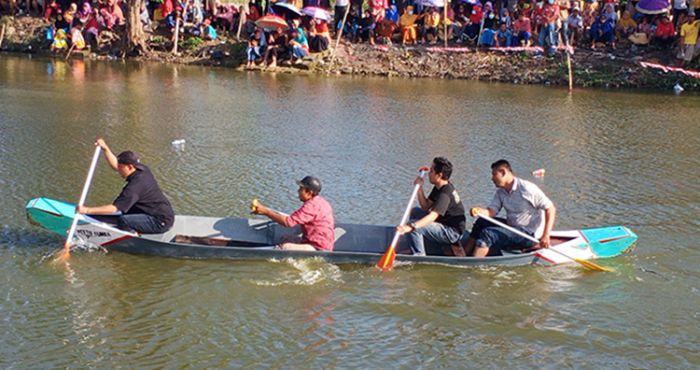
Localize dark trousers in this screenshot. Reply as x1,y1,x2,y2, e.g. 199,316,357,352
469,217,537,256
335,5,347,31
118,214,171,234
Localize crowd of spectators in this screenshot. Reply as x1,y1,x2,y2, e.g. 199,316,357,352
1,0,698,66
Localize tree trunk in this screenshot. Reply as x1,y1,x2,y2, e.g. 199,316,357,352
127,0,149,55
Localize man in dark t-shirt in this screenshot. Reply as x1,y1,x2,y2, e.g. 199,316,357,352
397,157,466,256
76,138,174,234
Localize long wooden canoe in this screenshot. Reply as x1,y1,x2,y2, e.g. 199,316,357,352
26,197,637,267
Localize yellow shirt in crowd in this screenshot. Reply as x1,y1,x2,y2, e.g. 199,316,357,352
680,20,700,45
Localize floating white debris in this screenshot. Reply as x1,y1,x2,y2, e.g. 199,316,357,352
673,83,684,94
532,168,546,177
171,139,186,145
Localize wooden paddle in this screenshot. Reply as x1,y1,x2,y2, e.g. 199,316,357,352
477,214,613,272
377,166,429,271
55,146,102,262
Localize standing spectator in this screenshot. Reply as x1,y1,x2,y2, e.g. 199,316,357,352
677,16,700,64
539,0,559,55
672,0,688,27
334,0,349,34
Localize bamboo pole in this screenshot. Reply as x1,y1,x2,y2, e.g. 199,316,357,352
443,0,448,47
0,24,5,50
564,36,573,92
328,4,350,70
236,5,247,40
172,3,188,53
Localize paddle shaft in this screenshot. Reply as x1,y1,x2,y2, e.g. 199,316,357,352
387,169,428,250
478,214,587,263
64,146,102,249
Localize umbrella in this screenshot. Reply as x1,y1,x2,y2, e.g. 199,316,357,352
416,0,445,7
301,6,331,21
255,15,290,30
635,0,670,14
272,2,303,18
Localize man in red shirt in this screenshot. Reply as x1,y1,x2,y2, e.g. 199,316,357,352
252,176,336,251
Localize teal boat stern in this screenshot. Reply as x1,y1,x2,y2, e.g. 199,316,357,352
26,197,77,237
582,226,638,258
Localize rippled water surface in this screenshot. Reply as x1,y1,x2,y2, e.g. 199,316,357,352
1,55,700,368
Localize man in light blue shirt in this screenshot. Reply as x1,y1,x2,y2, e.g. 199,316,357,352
463,159,557,257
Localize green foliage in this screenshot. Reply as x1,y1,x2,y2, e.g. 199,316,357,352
178,36,204,51
151,35,166,44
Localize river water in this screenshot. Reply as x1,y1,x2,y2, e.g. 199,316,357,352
1,55,699,368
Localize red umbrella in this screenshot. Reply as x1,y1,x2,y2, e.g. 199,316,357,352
255,15,289,30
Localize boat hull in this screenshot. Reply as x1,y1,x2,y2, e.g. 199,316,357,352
26,197,638,268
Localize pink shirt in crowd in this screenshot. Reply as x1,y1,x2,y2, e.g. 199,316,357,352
286,195,335,251
513,17,532,33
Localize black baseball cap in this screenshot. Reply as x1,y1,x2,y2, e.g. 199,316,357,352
296,176,322,194
117,151,140,165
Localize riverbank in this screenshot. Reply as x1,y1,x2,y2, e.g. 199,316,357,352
2,15,699,91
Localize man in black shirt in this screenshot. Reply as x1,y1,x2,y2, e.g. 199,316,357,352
76,138,175,234
397,157,466,256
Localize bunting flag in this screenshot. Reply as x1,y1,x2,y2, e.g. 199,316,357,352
639,61,700,79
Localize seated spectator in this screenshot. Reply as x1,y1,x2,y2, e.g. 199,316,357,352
203,18,217,40
495,21,513,46
357,8,376,44
677,16,700,65
262,28,287,68
566,7,583,45
84,8,100,50
399,5,420,45
463,2,482,43
77,2,91,24
64,2,77,26
69,22,85,50
376,18,397,44
452,4,469,41
590,13,615,49
616,10,637,40
512,11,532,46
51,28,69,52
246,28,266,68
289,24,310,63
309,18,331,52
653,15,676,48
479,3,498,46
421,6,440,44
100,0,125,30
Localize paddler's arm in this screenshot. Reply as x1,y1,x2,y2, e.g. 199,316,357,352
95,138,119,171
76,204,119,214
540,205,556,248
415,176,433,210
252,202,289,227
396,211,439,235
